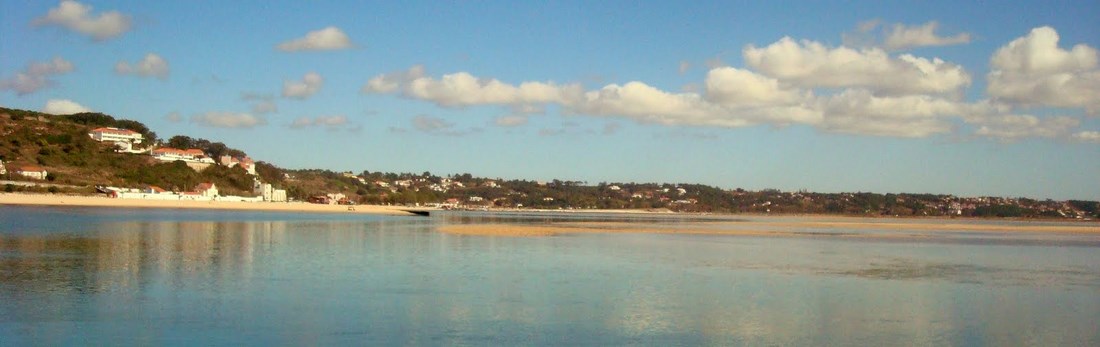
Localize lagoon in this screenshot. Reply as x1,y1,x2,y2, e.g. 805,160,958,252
1,206,1098,345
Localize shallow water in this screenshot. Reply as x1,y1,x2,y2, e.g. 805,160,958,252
1,206,1098,345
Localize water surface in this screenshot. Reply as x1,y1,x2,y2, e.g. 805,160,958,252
1,206,1098,345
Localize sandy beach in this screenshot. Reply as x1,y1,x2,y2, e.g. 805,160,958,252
0,193,427,216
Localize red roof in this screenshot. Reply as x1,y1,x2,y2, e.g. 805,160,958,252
194,182,216,191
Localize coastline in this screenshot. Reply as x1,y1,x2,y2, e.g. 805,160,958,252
0,193,426,216
437,218,1100,237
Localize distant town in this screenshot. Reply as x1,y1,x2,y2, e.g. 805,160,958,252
1,107,1097,220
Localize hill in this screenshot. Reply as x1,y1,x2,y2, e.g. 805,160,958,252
0,107,1096,219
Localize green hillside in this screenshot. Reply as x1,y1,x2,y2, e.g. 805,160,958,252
0,107,258,196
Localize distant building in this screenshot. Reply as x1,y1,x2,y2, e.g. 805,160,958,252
257,183,287,202
88,127,144,152
193,182,218,197
218,155,257,175
0,160,6,175
142,185,168,194
13,165,47,180
153,148,214,163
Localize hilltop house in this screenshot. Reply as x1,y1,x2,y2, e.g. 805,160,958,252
218,155,257,175
152,148,215,163
88,127,144,153
13,165,48,180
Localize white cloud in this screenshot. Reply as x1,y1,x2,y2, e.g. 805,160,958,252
743,37,971,95
241,93,277,114
290,115,349,130
363,66,584,109
818,89,963,137
283,72,323,99
114,53,169,80
987,27,1100,113
165,112,182,122
42,99,91,115
413,115,453,132
970,114,1079,141
883,21,971,50
703,67,807,107
495,115,528,127
190,112,266,129
573,82,730,125
0,57,74,95
1071,131,1100,143
33,0,131,41
404,72,582,108
362,65,426,93
277,26,353,51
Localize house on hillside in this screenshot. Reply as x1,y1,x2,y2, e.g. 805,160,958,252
88,127,144,153
152,148,215,163
13,165,48,180
193,182,218,197
0,160,6,175
218,155,257,175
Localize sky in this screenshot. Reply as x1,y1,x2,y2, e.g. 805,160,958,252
1,1,1098,200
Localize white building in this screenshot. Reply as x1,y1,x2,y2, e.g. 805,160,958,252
88,127,144,152
218,155,257,175
14,165,47,180
258,183,287,202
0,160,6,175
152,148,215,163
193,182,218,197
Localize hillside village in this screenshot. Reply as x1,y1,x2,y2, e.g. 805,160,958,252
1,107,1097,219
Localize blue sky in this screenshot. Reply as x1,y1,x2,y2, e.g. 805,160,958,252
2,0,1098,200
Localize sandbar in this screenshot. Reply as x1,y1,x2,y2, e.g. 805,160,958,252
438,219,1100,237
0,193,426,216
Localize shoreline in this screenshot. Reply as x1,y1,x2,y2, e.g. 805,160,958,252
0,193,426,216
438,220,1100,237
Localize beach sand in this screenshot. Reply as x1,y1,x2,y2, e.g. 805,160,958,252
0,193,427,216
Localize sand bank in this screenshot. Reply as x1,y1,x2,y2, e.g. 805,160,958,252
0,193,426,216
438,219,1100,237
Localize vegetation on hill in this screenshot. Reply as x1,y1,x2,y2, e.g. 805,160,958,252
0,106,1096,219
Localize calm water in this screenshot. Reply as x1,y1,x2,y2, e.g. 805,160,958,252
1,206,1098,346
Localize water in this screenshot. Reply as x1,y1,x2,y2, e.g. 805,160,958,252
1,206,1098,345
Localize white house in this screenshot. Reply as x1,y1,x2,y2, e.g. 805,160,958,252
152,148,215,163
193,182,218,197
0,160,6,175
218,155,257,175
88,127,144,152
14,165,48,180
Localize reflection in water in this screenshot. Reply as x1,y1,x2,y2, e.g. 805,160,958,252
0,206,1098,345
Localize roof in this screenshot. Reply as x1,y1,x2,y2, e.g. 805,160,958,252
90,127,141,136
194,182,216,191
